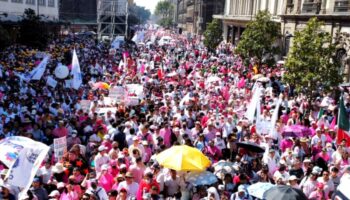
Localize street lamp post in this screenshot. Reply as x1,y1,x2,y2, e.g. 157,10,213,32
37,0,39,16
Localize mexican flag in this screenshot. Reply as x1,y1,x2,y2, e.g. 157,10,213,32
337,95,350,146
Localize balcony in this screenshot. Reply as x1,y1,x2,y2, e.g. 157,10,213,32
186,17,193,23
334,0,350,12
302,2,320,13
186,0,194,6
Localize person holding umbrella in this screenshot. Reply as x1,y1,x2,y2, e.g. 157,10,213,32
230,185,252,200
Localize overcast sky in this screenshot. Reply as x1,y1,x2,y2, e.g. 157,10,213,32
134,0,161,14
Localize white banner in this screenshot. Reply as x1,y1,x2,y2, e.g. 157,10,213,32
96,108,117,115
80,100,91,112
46,76,57,88
3,137,49,199
53,136,67,162
109,86,126,102
269,98,282,139
126,84,144,99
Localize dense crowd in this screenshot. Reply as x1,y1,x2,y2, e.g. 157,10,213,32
0,28,349,200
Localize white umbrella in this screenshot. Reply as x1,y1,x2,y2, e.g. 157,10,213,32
335,178,350,199
248,182,275,199
186,171,218,186
257,77,270,83
206,76,221,83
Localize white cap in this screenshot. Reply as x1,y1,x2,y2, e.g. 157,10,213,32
49,190,60,197
289,175,298,181
98,146,106,151
57,182,65,189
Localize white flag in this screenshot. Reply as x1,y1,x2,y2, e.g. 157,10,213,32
269,98,282,139
71,49,82,90
245,87,262,122
2,137,49,199
30,55,50,80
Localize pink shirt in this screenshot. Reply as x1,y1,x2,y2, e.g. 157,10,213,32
53,127,68,138
159,128,171,147
129,164,145,183
280,139,293,152
99,173,114,192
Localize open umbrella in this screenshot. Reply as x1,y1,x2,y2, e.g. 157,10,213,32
236,142,265,153
248,182,275,199
155,145,211,171
282,125,311,137
186,171,218,186
252,74,264,80
93,82,110,90
263,185,307,200
213,160,236,175
257,77,270,83
334,178,350,200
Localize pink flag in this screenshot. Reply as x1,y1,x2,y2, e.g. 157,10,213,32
222,86,230,101
140,64,145,74
237,77,245,88
329,116,336,130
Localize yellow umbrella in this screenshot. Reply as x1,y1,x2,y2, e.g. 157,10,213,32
155,145,211,171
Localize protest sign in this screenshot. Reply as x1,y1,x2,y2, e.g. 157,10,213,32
126,84,144,99
46,76,58,88
53,136,67,162
80,100,91,112
109,86,126,102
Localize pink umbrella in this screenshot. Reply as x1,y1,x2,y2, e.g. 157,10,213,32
282,125,311,137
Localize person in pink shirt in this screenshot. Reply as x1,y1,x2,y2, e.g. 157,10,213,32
52,120,68,138
159,123,172,147
98,164,115,192
129,157,146,183
204,140,222,163
280,137,294,153
101,135,112,152
308,182,325,200
315,148,330,163
142,141,152,163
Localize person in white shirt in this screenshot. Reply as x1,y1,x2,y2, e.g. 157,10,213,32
222,116,235,138
263,149,279,176
94,146,110,173
164,169,185,198
86,179,108,200
214,132,226,151
117,172,139,198
317,170,334,198
311,128,327,147
37,162,53,184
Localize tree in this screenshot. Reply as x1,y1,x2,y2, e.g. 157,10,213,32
283,17,342,98
235,11,280,62
203,19,223,51
19,8,49,49
154,0,174,27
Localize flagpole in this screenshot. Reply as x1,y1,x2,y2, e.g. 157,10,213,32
337,91,343,145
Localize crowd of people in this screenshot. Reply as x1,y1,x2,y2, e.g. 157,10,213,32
0,27,349,200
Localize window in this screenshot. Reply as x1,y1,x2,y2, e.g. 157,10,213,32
48,0,54,7
26,0,35,5
11,0,23,3
38,0,45,6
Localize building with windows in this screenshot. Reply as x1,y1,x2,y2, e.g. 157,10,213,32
280,0,350,80
177,0,224,35
0,0,59,20
214,0,283,44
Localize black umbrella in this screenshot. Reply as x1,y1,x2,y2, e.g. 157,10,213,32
236,142,265,153
264,185,307,200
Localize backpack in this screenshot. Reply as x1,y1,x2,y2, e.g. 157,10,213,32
92,188,102,200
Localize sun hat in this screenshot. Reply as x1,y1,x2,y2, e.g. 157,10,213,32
52,163,66,174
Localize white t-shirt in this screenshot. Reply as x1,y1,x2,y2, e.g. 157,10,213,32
117,181,139,198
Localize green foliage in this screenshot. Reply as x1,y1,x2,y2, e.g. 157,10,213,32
155,0,174,27
203,19,223,51
235,10,280,61
283,17,342,97
19,8,49,49
0,25,11,49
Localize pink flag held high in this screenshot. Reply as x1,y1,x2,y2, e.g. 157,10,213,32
237,77,245,88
